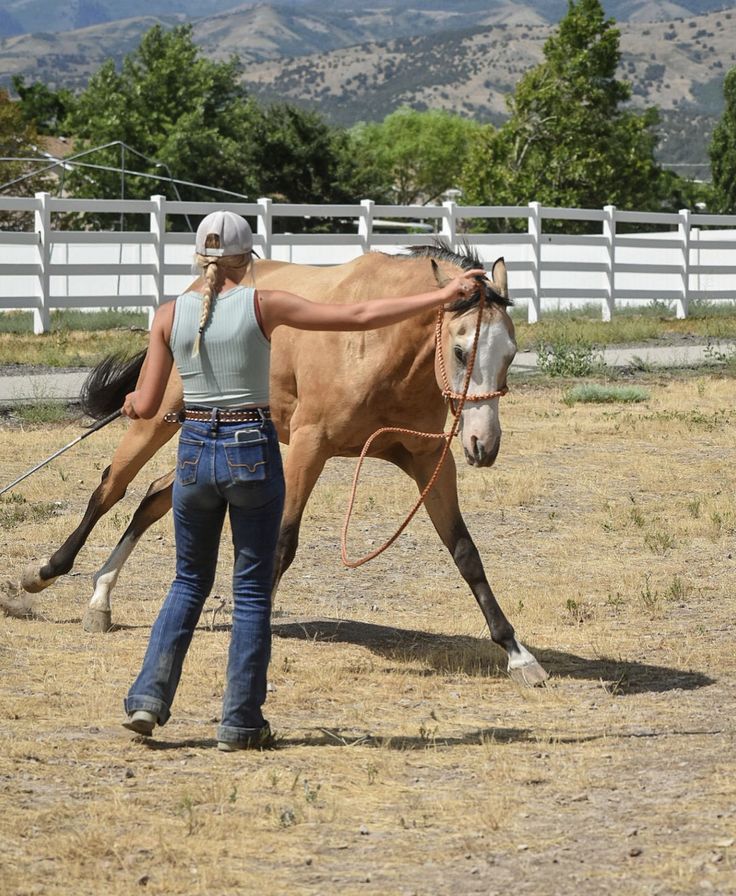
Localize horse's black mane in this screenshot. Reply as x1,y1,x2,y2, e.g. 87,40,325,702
405,239,513,313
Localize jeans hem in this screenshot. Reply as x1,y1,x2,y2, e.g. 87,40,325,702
124,695,170,725
217,721,271,746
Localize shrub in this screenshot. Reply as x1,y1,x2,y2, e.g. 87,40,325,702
535,340,602,377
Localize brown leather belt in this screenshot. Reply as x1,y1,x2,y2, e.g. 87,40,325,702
163,407,271,424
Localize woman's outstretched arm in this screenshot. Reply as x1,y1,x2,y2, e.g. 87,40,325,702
259,269,486,338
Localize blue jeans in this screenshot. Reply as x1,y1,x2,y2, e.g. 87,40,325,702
124,415,285,745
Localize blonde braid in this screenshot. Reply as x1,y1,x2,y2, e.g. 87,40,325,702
190,249,252,357
191,257,219,357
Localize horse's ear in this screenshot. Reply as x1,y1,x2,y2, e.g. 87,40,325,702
491,257,508,299
430,258,445,287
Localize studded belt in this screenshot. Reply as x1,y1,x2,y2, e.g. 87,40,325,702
163,407,271,424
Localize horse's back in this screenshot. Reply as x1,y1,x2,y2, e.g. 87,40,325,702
255,254,446,452
255,252,446,302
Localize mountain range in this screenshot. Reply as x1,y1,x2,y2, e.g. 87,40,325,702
0,1,731,37
1,0,734,175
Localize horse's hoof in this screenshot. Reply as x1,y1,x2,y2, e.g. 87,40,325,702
82,608,112,633
21,562,56,594
509,660,549,688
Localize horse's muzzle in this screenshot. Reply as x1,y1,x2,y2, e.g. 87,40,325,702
464,433,501,467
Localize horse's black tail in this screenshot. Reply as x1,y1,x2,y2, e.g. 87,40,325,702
80,350,147,420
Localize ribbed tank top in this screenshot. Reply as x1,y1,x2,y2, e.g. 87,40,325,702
169,286,271,408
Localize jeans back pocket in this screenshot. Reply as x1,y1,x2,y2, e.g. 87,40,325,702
223,431,268,484
177,437,204,486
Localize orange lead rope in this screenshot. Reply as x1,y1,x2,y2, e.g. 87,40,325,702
340,289,508,569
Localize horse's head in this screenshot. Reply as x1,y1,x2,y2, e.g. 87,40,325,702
430,253,516,468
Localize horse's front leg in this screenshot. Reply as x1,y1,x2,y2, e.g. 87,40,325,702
273,427,328,597
84,470,174,632
407,446,548,686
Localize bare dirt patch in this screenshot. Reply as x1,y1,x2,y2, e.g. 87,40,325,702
1,376,735,895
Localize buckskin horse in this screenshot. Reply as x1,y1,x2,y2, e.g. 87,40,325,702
20,244,548,686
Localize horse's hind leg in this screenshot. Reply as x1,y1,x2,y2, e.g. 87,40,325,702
21,418,178,598
83,470,174,632
402,446,548,686
21,463,121,594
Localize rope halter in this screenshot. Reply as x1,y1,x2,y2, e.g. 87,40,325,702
341,279,509,568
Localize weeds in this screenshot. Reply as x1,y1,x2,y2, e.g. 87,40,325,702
666,575,689,602
638,574,661,614
563,384,650,405
0,309,148,334
12,401,74,425
513,303,736,352
603,669,631,696
605,590,625,612
565,597,593,624
0,328,147,368
687,497,702,519
0,494,63,529
703,339,736,365
628,355,656,372
638,408,734,433
303,780,321,804
536,340,602,377
644,529,675,554
279,807,297,828
177,795,202,837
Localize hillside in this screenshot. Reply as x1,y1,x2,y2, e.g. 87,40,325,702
1,2,734,175
235,9,735,175
0,0,729,37
234,9,735,118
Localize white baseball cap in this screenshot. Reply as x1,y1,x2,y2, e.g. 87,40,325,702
195,211,253,257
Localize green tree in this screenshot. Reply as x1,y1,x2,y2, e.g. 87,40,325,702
11,75,76,135
248,103,388,231
710,67,736,213
0,88,55,226
65,24,261,216
350,106,482,205
460,0,668,225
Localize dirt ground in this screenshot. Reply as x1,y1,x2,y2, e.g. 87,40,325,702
0,373,735,896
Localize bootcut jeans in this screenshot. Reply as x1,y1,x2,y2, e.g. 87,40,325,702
124,413,285,746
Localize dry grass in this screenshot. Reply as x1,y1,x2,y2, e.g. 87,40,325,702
1,376,735,895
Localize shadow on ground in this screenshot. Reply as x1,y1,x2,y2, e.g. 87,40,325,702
271,617,714,694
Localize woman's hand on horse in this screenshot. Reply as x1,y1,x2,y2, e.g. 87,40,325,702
441,269,487,303
122,391,140,420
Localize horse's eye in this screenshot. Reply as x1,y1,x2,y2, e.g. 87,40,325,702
454,345,466,365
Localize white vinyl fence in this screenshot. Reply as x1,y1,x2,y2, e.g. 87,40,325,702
1,193,735,333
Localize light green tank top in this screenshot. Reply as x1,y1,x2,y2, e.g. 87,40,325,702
170,286,271,408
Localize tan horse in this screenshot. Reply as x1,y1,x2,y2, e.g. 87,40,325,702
21,245,548,686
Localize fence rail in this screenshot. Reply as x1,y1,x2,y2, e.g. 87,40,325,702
1,193,734,332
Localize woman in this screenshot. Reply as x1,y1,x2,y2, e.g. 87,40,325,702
121,210,484,750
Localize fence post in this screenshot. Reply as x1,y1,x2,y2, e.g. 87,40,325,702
441,200,457,249
527,201,541,323
33,191,51,334
677,208,691,319
691,225,700,297
359,199,374,253
603,204,616,322
257,197,272,259
149,194,166,329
